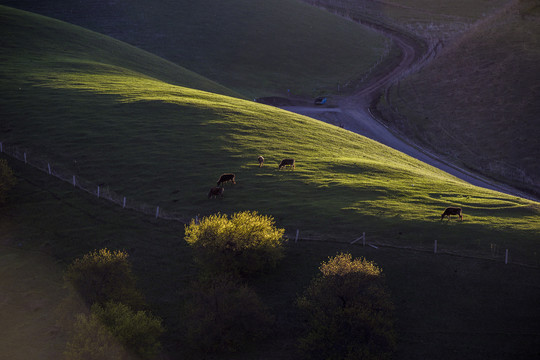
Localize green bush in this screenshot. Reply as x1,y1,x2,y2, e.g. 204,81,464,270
297,253,396,360
184,211,286,275
92,302,164,359
64,312,130,360
0,158,17,204
64,302,163,360
183,275,273,353
65,248,144,309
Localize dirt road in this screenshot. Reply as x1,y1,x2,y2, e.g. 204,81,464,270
280,18,537,201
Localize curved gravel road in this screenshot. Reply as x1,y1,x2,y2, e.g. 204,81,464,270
281,19,537,202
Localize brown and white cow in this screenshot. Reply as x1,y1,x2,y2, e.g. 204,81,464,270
278,158,295,170
217,173,236,186
441,207,463,220
208,187,224,199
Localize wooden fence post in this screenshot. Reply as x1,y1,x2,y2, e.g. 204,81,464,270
434,240,438,254
97,186,100,198
47,163,51,175
0,142,3,153
350,232,366,245
123,197,126,208
505,249,509,264
295,229,299,243
24,152,27,164
72,175,76,186
155,206,160,219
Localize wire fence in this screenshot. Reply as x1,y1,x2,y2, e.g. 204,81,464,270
290,228,539,269
2,140,538,269
0,141,190,223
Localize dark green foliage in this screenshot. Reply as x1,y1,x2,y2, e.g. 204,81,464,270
64,302,164,360
63,312,130,360
0,158,17,204
297,253,396,360
92,302,164,359
64,248,144,309
183,275,273,353
184,211,286,276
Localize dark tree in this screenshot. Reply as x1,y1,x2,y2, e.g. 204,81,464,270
183,275,273,353
65,248,144,309
297,253,396,360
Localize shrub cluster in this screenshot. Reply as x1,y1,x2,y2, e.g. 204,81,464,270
63,311,129,360
64,248,163,359
64,302,163,360
64,248,144,309
184,211,286,276
297,253,396,360
93,302,164,358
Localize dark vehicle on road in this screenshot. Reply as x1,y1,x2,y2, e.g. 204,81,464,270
314,96,327,105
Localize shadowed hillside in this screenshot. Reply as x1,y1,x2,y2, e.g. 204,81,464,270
303,0,509,45
0,0,390,98
0,6,243,96
376,0,540,197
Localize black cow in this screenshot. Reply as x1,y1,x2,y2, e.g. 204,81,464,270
208,187,224,199
441,207,463,220
217,173,236,186
278,158,295,170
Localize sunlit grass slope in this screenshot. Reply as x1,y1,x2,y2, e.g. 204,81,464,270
1,6,539,262
1,0,389,98
0,6,241,98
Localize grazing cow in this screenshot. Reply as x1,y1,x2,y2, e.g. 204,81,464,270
217,173,236,186
278,158,295,170
258,156,264,167
441,207,463,221
208,187,224,199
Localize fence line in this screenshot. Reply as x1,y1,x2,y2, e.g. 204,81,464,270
287,229,537,268
0,140,190,223
2,140,537,268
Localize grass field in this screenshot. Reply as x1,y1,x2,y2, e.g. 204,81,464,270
0,0,390,98
1,4,540,359
1,5,539,263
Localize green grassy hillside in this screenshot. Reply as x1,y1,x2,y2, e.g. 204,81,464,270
0,0,390,98
376,0,540,197
1,5,539,265
0,6,241,98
